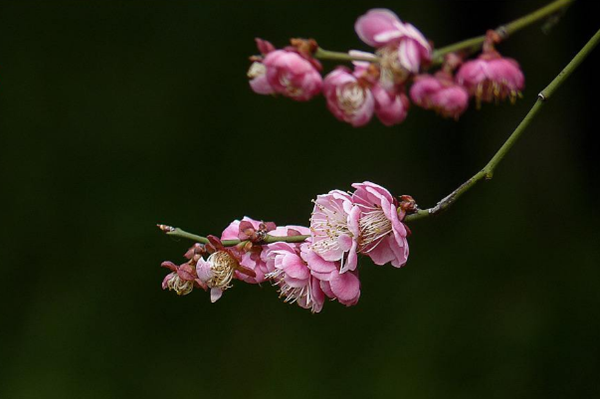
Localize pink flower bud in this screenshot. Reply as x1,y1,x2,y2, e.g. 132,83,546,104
456,54,524,105
410,73,469,119
323,67,374,127
371,84,410,126
263,50,323,101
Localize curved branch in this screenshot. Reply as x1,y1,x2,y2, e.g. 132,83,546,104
405,27,600,223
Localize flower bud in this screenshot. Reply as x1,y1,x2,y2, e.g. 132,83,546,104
456,53,524,105
262,50,322,101
410,72,469,119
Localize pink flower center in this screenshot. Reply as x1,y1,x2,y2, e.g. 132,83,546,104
310,200,353,255
279,74,303,98
377,46,410,87
337,83,367,115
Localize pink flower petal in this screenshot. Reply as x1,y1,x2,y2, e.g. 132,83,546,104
210,288,223,303
355,9,402,47
282,254,310,280
196,258,213,282
330,271,361,305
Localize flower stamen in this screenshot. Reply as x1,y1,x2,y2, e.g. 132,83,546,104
358,207,393,252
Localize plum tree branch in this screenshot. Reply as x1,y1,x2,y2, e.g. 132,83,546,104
404,27,600,222
159,24,599,242
432,0,575,64
314,0,575,66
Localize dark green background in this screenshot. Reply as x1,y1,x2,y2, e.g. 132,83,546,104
1,1,599,398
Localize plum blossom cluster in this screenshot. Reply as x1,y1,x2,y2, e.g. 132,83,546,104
247,8,525,127
160,182,416,313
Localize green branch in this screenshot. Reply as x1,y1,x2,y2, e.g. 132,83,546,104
404,27,600,222
157,224,310,247
314,0,574,67
432,0,575,63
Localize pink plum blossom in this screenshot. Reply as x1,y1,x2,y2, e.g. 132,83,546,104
262,49,323,101
302,245,361,307
310,182,411,271
455,53,524,105
351,181,409,268
222,217,309,284
355,9,431,85
196,251,242,303
371,84,410,126
263,242,325,313
410,72,469,119
323,66,375,127
309,190,361,273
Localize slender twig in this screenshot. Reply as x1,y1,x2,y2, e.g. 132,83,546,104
314,0,574,66
432,0,575,63
404,28,600,222
157,224,310,247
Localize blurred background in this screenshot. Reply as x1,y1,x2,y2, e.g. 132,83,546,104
1,1,599,397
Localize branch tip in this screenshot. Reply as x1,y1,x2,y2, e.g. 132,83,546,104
157,224,176,233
